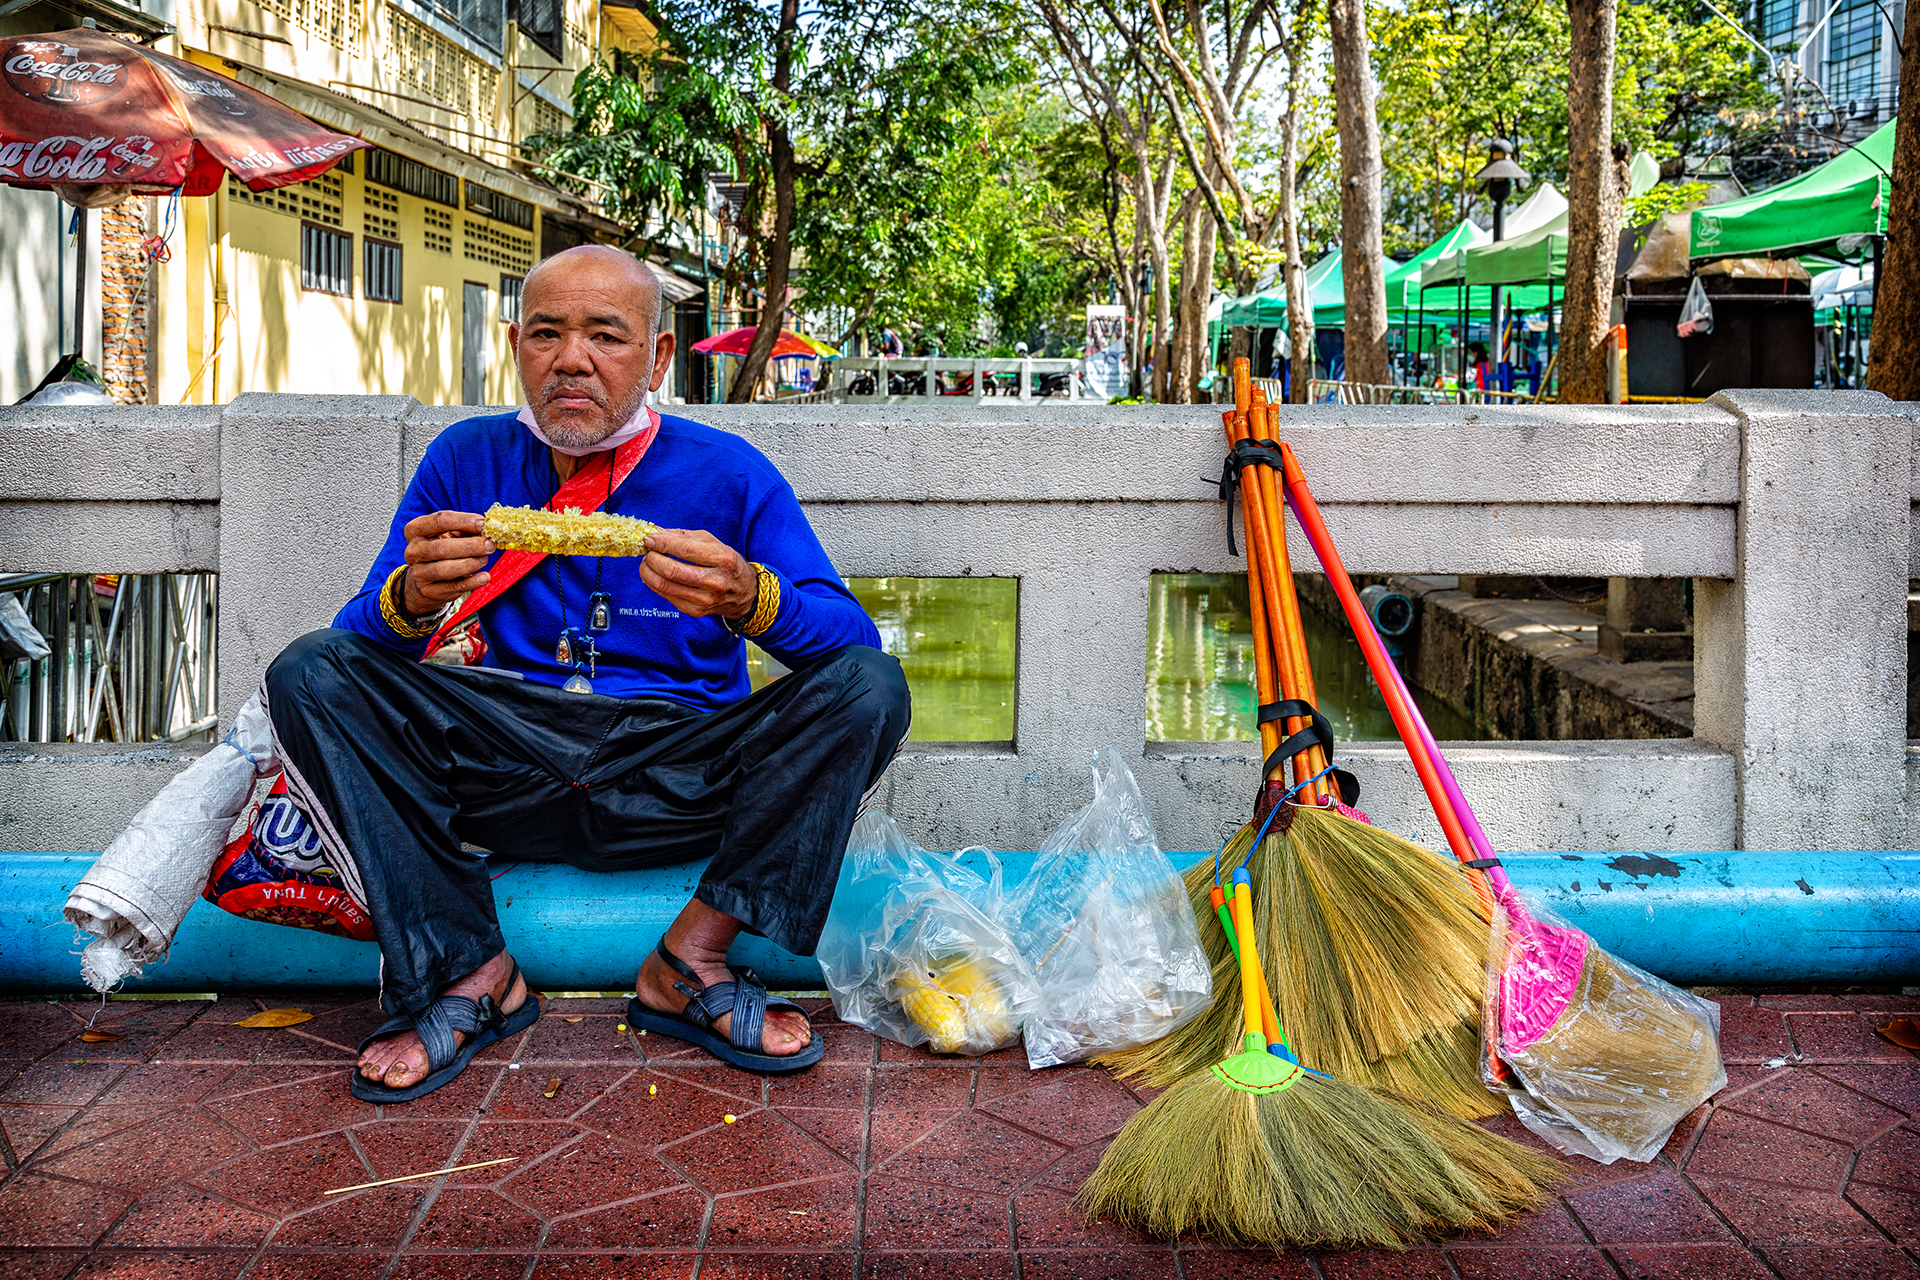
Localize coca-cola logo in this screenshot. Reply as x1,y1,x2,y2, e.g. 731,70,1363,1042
0,134,115,181
3,44,126,106
159,62,253,118
0,133,169,182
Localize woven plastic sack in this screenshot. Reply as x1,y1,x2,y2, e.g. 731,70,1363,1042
817,810,1043,1056
1006,749,1211,1069
1481,888,1725,1163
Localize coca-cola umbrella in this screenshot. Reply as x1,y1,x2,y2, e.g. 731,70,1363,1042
0,29,368,201
0,28,368,395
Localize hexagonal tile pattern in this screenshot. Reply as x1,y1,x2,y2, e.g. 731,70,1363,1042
36,1109,252,1195
11,983,1915,1280
658,1109,846,1194
0,1174,134,1247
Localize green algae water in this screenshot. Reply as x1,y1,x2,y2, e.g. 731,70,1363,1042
1145,573,1479,742
748,576,1019,741
751,573,1475,743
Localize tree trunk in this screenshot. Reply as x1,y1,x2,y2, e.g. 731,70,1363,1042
1172,190,1207,403
1868,0,1920,399
1188,208,1218,400
1281,10,1312,403
1556,0,1621,404
1328,0,1388,386
726,0,798,404
1143,154,1175,402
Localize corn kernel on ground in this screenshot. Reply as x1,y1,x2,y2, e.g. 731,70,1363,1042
482,503,659,557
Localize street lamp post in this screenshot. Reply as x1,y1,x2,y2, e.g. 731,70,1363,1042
1472,138,1530,393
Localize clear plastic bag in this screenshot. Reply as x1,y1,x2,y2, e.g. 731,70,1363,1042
1676,275,1714,337
1482,888,1725,1163
1007,749,1212,1069
817,810,1043,1056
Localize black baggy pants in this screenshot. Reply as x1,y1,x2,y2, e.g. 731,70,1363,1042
262,629,911,1018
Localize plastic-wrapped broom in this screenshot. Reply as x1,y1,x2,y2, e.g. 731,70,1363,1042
1080,864,1558,1246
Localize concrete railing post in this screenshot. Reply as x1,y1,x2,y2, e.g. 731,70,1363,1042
216,393,417,720
1692,389,1912,849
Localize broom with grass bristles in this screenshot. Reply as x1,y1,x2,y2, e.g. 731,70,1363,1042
1080,857,1559,1246
1276,441,1726,1162
1098,366,1499,1119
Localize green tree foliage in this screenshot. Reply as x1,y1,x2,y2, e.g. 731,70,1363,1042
528,50,750,242
1369,0,1773,255
531,0,1027,357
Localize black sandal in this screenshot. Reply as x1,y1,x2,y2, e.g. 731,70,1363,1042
627,940,824,1074
350,958,541,1102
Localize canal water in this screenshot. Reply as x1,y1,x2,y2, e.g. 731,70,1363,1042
754,574,1478,744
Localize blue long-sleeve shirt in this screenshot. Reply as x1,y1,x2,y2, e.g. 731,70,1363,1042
335,410,881,710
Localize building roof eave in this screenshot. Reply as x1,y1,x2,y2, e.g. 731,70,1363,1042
0,0,172,37
215,56,581,215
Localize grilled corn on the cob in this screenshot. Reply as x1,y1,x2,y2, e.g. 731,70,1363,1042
482,503,659,557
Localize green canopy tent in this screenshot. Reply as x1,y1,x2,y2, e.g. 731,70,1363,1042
1690,121,1894,260
1386,220,1486,312
1217,251,1347,327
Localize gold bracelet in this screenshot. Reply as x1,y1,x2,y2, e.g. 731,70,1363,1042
738,563,781,638
379,565,440,639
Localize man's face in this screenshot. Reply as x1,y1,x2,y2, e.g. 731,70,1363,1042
509,251,675,449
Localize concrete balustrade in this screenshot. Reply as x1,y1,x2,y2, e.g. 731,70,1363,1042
2,390,1916,989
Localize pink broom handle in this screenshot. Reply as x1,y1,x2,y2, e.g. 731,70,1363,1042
1361,594,1524,899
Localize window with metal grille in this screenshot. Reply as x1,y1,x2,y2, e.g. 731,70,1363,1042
515,0,562,59
466,181,535,229
1825,0,1880,102
1757,0,1798,46
301,223,352,295
366,146,459,207
500,273,524,322
366,238,403,302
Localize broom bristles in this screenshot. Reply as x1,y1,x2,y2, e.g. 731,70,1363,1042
1099,807,1498,1117
1079,1063,1560,1247
1506,947,1726,1157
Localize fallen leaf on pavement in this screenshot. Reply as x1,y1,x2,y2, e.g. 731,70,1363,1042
544,1076,563,1099
235,1009,312,1029
78,1030,124,1043
564,1016,584,1023
1876,1018,1920,1050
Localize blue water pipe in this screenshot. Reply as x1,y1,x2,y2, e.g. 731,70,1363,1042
1,850,1914,993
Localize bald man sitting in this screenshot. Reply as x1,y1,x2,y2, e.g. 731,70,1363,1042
263,246,909,1102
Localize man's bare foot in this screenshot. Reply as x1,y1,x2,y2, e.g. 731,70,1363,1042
358,950,528,1090
633,901,811,1056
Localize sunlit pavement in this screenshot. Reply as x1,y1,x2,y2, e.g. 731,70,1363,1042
0,990,1914,1279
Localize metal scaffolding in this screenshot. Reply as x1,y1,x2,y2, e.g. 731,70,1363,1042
0,573,219,744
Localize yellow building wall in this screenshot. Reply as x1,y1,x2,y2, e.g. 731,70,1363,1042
144,0,660,405
216,160,530,404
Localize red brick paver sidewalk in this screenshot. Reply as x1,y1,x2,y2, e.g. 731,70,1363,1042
0,991,1915,1279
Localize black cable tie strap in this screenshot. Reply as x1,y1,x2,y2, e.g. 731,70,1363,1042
1215,439,1287,555
1257,698,1362,808
1464,858,1504,870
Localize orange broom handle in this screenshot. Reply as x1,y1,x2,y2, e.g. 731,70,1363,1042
1253,402,1330,802
1229,408,1319,792
1223,413,1285,773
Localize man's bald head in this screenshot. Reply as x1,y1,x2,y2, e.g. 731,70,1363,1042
509,245,675,450
522,245,663,337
